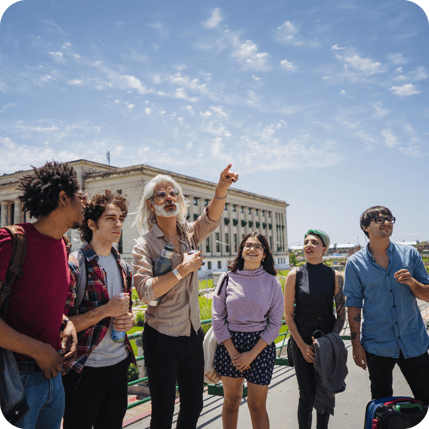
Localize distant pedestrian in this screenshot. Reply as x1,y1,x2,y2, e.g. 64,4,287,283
344,206,429,403
63,190,135,429
0,161,81,429
212,233,283,429
132,165,238,429
284,229,346,428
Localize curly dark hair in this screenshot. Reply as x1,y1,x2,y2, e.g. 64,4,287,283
228,232,277,276
360,206,393,238
18,161,80,219
80,190,128,243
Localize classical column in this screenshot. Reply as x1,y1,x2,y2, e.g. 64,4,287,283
1,201,8,227
14,200,23,224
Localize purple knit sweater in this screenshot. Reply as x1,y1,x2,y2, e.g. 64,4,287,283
212,266,284,345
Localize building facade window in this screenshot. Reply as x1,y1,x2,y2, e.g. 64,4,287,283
208,261,212,270
193,197,198,206
248,208,252,215
241,206,244,213
216,233,220,252
206,237,210,253
262,210,266,216
218,261,222,269
10,203,14,225
224,203,228,211
117,189,122,194
204,199,209,207
255,209,259,215
234,233,238,252
233,205,236,212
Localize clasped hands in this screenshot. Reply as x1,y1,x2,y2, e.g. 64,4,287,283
230,350,255,372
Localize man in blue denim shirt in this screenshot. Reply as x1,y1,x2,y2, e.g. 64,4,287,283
344,206,429,403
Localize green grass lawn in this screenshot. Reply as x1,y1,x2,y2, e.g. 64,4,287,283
127,326,143,356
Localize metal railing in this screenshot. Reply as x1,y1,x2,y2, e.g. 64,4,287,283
125,318,352,409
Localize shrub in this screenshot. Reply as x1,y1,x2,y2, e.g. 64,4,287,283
135,311,145,327
132,288,139,302
128,363,139,382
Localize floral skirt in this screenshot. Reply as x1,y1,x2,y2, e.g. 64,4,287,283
214,330,276,386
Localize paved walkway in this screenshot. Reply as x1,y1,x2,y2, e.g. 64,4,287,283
126,339,429,429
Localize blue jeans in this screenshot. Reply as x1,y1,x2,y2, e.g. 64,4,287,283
15,370,65,429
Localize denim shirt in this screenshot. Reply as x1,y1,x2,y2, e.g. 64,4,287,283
344,242,429,359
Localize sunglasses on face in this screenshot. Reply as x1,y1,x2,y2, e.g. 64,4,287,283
72,193,88,201
151,189,180,201
373,216,396,225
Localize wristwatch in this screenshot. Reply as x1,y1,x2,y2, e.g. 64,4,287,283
173,268,183,281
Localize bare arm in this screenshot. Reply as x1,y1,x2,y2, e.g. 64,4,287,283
0,317,62,379
332,273,346,335
395,269,429,302
69,293,130,333
348,306,367,370
283,270,315,363
206,164,238,221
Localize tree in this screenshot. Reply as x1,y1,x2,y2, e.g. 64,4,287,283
289,252,298,267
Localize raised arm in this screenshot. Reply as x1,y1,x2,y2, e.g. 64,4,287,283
332,272,346,335
206,164,238,222
284,270,315,364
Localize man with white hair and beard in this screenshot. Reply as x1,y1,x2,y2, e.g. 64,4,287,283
132,165,238,429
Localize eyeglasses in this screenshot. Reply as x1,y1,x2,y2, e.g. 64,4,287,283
244,243,264,251
151,189,179,201
373,216,396,225
72,193,87,201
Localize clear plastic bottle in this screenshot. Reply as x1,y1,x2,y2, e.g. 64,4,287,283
111,292,126,343
149,243,175,306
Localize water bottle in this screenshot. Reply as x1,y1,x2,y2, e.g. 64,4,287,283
111,292,126,343
149,243,175,306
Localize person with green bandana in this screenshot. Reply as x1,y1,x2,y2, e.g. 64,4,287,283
284,229,346,429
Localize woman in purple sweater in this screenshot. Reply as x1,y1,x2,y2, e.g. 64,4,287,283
212,232,284,429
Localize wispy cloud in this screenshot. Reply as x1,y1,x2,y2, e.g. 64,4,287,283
382,129,399,147
335,53,383,75
390,83,420,96
387,53,406,64
227,31,270,71
280,59,295,70
203,8,223,29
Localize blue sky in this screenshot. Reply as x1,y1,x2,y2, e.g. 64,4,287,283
0,0,428,248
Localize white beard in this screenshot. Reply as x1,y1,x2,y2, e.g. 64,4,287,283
154,202,180,218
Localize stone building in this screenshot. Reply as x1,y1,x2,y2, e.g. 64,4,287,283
0,159,289,272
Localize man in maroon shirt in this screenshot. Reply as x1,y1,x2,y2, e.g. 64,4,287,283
0,161,83,429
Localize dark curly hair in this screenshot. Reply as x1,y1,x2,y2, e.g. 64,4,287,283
18,161,80,219
228,232,277,276
80,190,128,243
360,206,393,238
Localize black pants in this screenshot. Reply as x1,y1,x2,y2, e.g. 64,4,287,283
143,323,204,429
62,355,130,429
366,350,429,405
291,316,334,429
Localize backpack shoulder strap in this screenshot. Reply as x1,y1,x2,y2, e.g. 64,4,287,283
216,272,229,296
62,235,72,256
0,225,27,312
69,249,88,315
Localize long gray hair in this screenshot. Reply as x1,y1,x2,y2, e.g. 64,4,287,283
132,174,189,236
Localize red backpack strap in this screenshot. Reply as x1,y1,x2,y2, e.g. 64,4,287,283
0,225,27,312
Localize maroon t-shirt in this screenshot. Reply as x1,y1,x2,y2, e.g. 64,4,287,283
0,223,72,361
